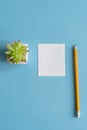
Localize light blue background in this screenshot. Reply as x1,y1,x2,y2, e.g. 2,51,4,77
0,0,86,130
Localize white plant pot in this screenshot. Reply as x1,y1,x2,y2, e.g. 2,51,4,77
7,44,28,64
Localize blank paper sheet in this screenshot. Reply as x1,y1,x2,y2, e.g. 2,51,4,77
38,44,65,76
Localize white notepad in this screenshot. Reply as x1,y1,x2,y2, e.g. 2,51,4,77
38,44,65,76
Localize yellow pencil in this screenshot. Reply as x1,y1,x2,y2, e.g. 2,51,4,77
74,45,80,118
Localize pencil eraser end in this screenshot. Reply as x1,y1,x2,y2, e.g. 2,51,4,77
74,45,77,49
76,112,80,118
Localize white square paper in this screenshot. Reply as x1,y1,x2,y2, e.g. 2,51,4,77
38,44,65,76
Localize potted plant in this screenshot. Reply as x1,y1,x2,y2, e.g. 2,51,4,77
5,40,28,64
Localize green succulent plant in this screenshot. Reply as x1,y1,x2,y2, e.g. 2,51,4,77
5,40,28,64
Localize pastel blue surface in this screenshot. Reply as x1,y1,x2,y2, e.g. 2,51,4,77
0,0,86,129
